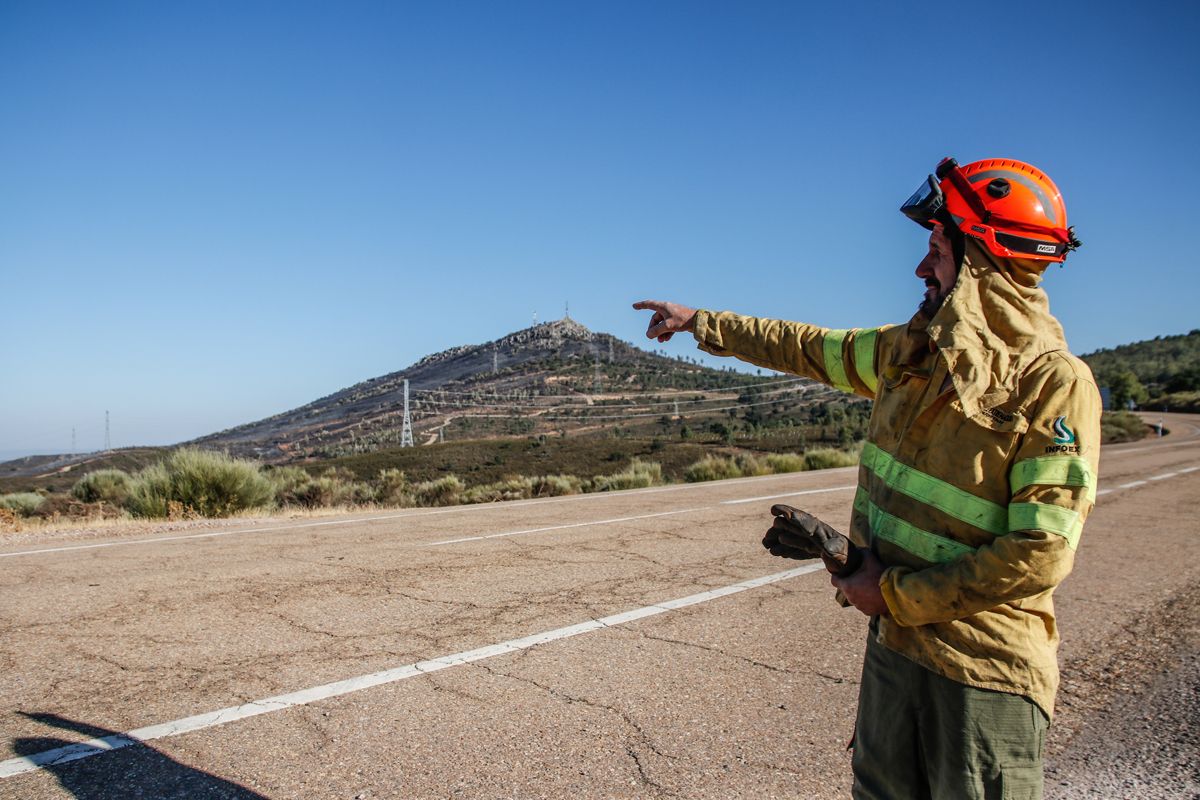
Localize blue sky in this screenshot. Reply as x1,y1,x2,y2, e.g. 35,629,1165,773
2,1,1197,457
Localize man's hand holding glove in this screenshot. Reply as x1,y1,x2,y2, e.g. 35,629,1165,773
763,504,863,576
763,504,890,617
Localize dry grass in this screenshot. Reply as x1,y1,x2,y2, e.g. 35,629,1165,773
0,501,403,546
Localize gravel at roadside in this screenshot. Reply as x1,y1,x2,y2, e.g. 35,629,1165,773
1046,581,1200,799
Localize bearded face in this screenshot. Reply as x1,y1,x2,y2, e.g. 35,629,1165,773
916,226,959,316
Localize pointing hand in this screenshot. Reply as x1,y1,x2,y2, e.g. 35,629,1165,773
632,300,697,343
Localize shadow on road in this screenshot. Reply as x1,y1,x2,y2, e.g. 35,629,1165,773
13,712,268,799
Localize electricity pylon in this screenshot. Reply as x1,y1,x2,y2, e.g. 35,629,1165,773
400,380,414,447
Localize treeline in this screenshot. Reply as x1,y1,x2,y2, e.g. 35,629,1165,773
1081,330,1200,411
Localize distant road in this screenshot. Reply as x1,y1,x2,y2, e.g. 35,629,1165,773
1,414,1198,799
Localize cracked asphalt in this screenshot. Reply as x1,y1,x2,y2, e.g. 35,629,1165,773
1,413,1198,799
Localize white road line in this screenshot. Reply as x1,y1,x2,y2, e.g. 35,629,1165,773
0,515,431,559
1107,439,1200,455
425,508,710,546
0,563,826,780
0,471,830,560
1092,464,1197,498
720,485,856,505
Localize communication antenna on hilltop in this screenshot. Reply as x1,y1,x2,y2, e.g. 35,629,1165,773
533,311,538,326
400,380,414,447
564,300,569,320
104,411,111,451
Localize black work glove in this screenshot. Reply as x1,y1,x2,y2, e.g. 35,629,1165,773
763,504,863,578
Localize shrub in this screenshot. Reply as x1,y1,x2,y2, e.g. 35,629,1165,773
1100,411,1150,444
684,455,743,483
126,448,275,518
0,492,46,516
1151,391,1200,414
300,476,372,507
803,447,860,470
72,469,135,506
126,462,173,518
375,468,412,506
267,466,376,509
266,466,313,500
464,476,534,504
590,459,662,492
734,453,769,477
529,474,584,497
765,453,807,474
411,475,465,507
29,494,126,521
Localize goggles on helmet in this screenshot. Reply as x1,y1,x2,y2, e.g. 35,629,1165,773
900,174,946,229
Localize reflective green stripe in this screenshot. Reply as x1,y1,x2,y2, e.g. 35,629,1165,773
854,488,975,564
852,328,880,394
1010,456,1096,503
823,329,853,392
1008,502,1084,549
860,442,1008,535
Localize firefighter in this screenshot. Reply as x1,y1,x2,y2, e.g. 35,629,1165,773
634,157,1099,800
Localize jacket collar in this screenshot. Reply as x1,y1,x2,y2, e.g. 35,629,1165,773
898,239,1068,419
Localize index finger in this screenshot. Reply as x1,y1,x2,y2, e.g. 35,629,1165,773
632,300,667,312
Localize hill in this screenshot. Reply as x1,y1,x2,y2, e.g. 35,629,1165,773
190,317,853,463
0,448,168,495
1081,330,1200,411
0,318,869,498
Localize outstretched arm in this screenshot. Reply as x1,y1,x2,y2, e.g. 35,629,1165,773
633,301,890,400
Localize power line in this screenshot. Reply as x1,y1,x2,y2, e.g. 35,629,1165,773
414,381,823,411
438,390,839,422
534,389,839,420
410,375,812,400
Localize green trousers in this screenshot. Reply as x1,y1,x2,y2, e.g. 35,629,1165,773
851,630,1050,800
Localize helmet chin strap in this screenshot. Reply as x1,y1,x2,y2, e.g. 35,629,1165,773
934,208,966,270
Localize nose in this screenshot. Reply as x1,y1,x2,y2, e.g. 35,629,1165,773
915,252,935,279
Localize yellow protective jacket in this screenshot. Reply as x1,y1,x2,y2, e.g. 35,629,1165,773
693,240,1101,717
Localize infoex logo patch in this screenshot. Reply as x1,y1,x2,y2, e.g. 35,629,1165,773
1052,416,1076,445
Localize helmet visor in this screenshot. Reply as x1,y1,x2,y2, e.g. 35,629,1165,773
900,174,944,229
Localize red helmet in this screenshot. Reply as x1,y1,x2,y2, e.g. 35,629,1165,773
901,157,1081,263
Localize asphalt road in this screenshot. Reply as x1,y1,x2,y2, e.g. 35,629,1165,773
1,413,1198,799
